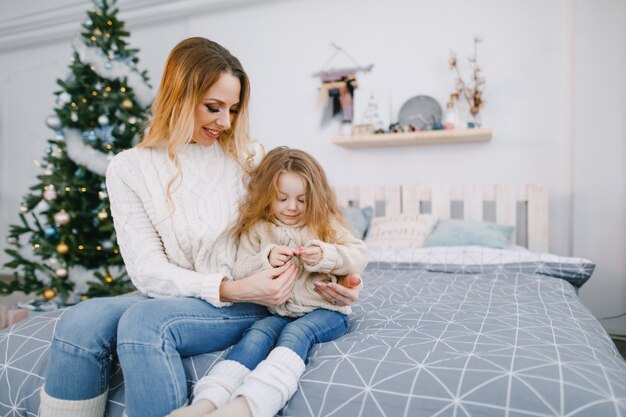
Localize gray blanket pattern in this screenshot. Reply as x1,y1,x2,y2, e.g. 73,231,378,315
1,261,625,417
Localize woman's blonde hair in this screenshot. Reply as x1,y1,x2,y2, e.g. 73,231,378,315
234,147,347,243
138,37,256,210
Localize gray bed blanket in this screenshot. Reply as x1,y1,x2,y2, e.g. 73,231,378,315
2,256,625,417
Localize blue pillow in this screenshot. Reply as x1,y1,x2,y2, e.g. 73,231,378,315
343,206,374,239
423,219,514,249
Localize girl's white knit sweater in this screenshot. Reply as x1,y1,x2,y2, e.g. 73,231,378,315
105,143,244,307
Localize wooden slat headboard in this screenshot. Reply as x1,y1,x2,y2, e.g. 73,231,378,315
334,184,549,252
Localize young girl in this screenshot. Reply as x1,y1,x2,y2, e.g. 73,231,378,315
171,147,368,417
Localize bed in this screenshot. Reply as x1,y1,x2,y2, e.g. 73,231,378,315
2,184,625,417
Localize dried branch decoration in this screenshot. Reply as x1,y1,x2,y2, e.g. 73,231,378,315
449,36,485,116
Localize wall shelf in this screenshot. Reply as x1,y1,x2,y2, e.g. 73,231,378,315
332,127,492,148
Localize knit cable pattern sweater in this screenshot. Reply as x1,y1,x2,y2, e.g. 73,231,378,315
232,220,368,317
105,143,244,307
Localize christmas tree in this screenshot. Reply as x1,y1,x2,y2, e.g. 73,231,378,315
2,0,151,305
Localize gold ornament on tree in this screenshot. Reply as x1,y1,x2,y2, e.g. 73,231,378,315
449,36,485,127
56,242,69,255
43,288,57,300
122,98,133,109
104,274,114,283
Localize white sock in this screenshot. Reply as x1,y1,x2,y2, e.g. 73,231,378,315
39,389,107,417
192,360,250,407
233,347,305,417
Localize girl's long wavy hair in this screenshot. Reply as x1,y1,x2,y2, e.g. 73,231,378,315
234,147,348,243
137,37,257,211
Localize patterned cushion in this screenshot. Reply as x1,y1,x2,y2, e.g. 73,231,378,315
364,214,438,250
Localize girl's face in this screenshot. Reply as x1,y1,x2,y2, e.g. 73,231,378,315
192,72,241,146
272,172,306,226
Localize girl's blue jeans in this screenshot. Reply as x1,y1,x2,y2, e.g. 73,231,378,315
43,295,270,417
226,308,349,369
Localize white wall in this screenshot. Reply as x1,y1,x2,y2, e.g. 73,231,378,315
572,0,626,335
0,0,624,333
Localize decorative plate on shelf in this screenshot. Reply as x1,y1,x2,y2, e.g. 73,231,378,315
397,95,442,130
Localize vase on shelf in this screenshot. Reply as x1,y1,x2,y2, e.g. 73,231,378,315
468,108,482,128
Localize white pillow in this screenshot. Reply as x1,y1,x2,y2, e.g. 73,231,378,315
364,214,438,251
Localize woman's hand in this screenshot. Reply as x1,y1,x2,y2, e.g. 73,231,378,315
313,273,363,307
220,263,298,307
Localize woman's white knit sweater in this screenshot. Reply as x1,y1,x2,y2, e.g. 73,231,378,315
105,143,244,307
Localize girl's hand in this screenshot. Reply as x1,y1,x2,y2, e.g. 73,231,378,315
269,245,296,267
220,263,298,307
300,245,322,266
313,273,362,307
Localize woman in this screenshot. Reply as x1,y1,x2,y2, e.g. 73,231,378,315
39,37,362,417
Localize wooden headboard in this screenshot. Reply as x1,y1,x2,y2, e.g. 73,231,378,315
333,184,549,253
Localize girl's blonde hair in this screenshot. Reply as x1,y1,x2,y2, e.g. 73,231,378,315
138,37,256,210
234,147,348,243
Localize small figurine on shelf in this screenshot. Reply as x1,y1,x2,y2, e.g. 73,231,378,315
449,36,485,128
352,124,375,136
388,123,404,133
432,116,444,130
444,95,458,130
408,124,420,132
359,93,385,132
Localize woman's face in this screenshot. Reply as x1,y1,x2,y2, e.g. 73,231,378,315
192,72,241,146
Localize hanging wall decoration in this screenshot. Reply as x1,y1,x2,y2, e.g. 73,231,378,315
313,43,373,130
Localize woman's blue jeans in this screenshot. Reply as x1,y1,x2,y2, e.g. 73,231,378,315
226,308,349,369
43,295,270,417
